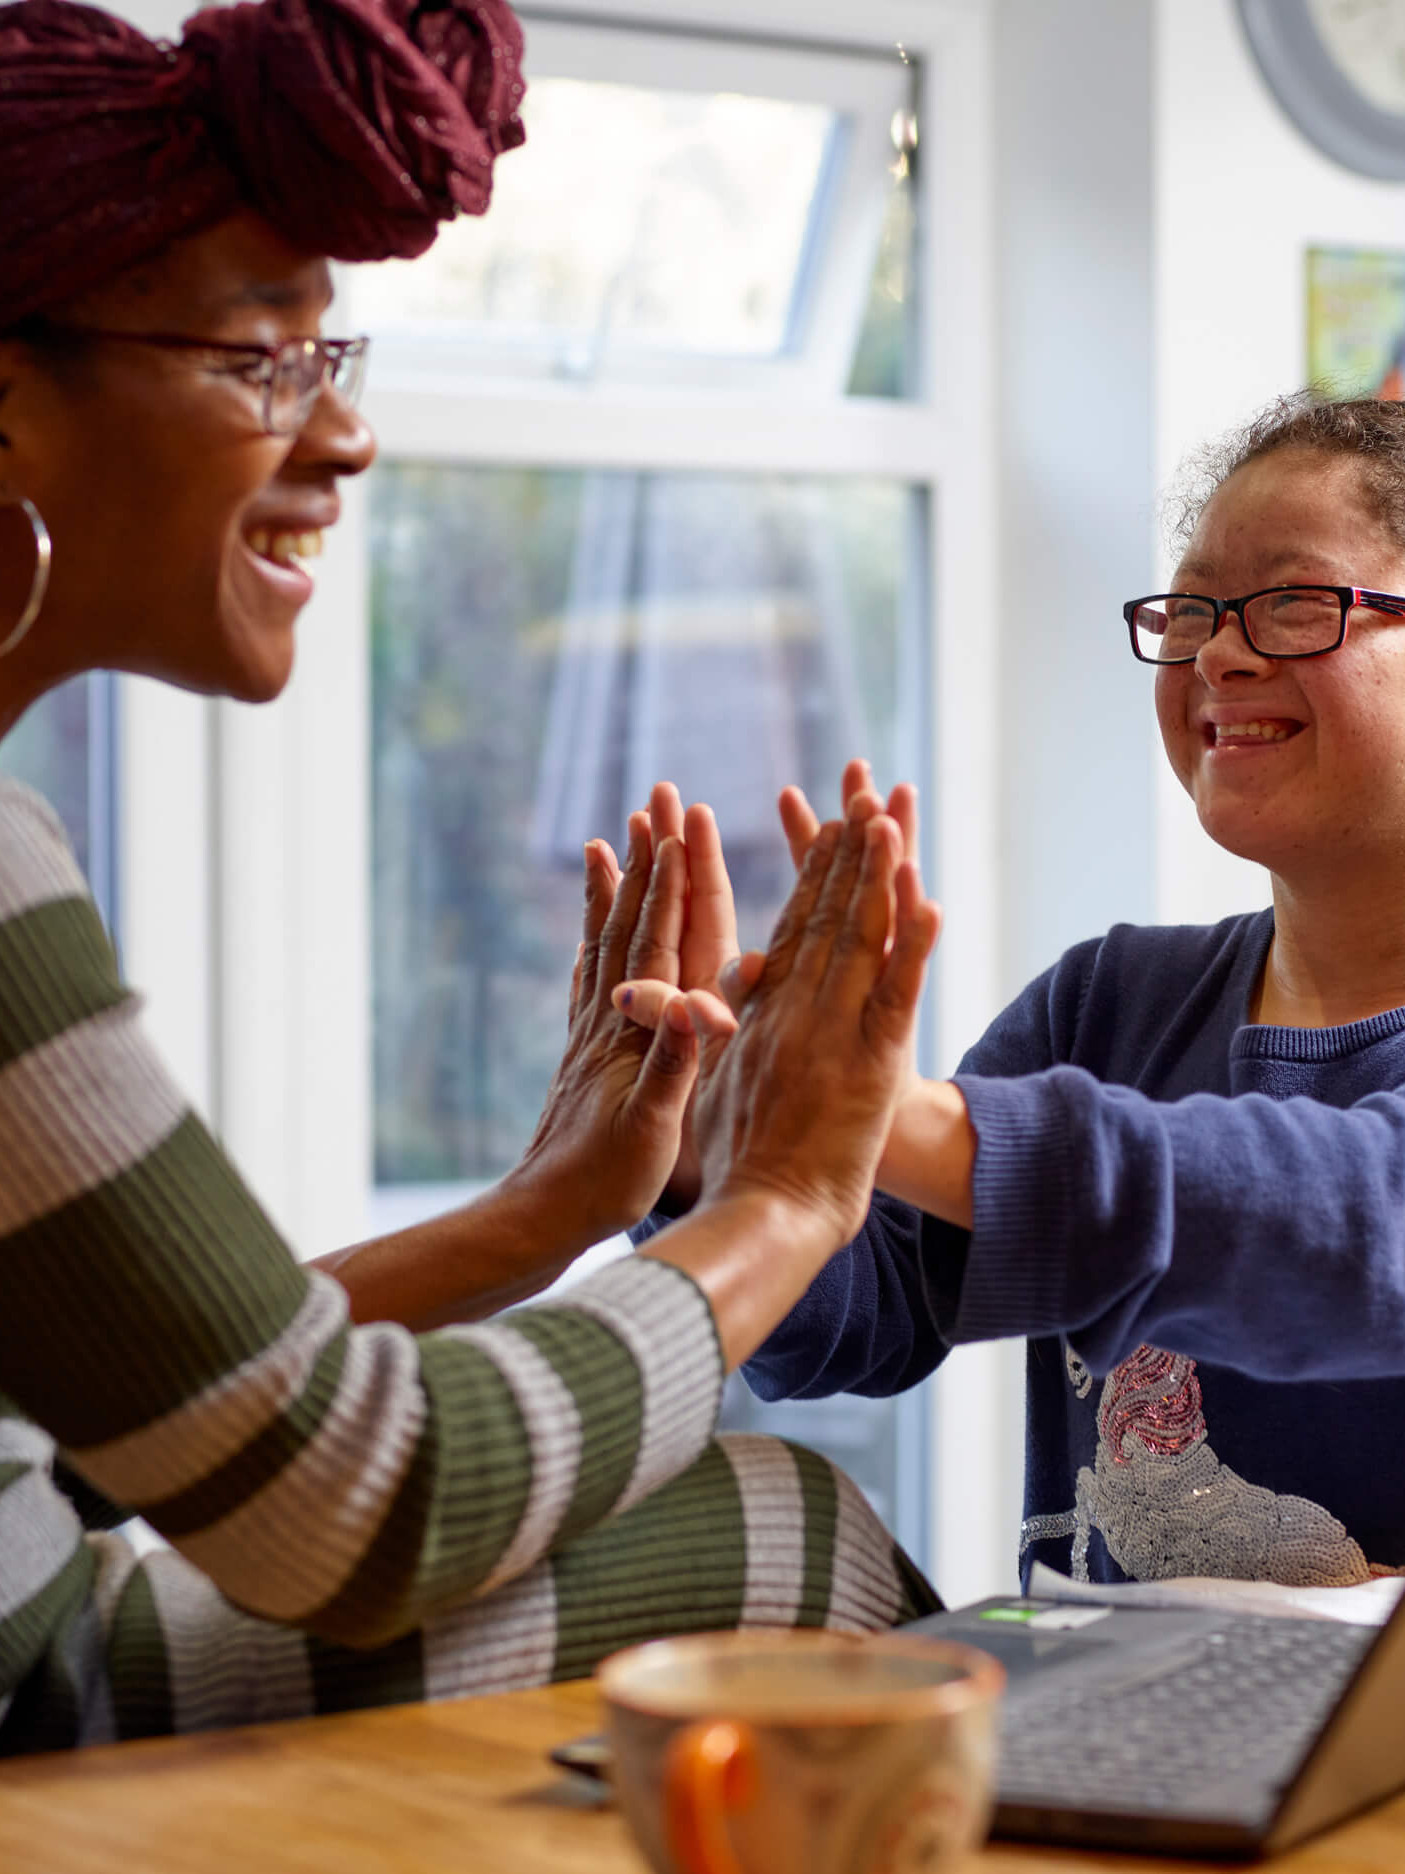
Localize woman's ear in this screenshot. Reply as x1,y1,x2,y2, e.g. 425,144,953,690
0,340,53,491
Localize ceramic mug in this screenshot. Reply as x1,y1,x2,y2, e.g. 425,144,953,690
597,1629,1005,1874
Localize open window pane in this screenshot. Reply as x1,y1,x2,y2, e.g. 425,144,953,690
348,19,918,397
354,79,836,361
370,464,927,1186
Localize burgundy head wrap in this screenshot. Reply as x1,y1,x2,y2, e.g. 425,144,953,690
0,0,525,328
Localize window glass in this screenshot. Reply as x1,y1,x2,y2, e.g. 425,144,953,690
354,79,836,362
847,146,918,399
0,675,116,927
371,464,927,1185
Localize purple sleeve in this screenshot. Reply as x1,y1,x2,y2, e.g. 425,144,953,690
742,1192,964,1400
955,1069,1405,1381
740,947,1094,1401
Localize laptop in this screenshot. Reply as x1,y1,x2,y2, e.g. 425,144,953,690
906,1590,1405,1857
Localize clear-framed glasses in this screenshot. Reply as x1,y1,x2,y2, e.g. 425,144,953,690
32,327,371,436
1124,585,1405,664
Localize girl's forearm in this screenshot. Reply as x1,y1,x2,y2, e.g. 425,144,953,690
878,1079,977,1228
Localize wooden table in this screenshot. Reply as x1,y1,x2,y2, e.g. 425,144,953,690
2,1681,1404,1874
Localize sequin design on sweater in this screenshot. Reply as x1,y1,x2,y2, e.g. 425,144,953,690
1022,1344,1371,1587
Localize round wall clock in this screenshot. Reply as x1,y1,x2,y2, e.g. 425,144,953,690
1236,0,1405,179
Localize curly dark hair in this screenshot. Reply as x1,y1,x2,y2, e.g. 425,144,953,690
1171,393,1405,550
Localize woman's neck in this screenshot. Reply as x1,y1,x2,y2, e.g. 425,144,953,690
1256,869,1405,1027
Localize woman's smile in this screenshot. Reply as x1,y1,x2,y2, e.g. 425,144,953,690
1197,706,1308,753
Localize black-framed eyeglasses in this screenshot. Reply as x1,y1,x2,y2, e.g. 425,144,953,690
36,327,370,437
1124,586,1405,664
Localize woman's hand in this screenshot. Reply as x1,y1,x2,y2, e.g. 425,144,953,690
693,795,936,1236
508,809,704,1254
778,757,920,880
627,782,743,1212
640,794,940,1366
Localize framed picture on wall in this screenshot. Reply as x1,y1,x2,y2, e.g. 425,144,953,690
1306,246,1405,398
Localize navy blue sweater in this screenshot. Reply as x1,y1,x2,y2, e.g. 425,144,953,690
743,910,1405,1588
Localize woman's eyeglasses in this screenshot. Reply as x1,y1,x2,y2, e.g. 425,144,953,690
33,328,370,436
1124,586,1405,664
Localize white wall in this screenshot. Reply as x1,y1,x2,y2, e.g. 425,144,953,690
1153,0,1405,924
996,0,1157,1005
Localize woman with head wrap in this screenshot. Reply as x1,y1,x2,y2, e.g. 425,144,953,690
0,0,940,1753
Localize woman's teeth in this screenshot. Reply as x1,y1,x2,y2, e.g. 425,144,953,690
1214,720,1295,743
248,529,324,568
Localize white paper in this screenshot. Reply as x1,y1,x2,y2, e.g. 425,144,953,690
1026,1561,1405,1628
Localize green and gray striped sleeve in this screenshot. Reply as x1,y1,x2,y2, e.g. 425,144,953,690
0,780,723,1663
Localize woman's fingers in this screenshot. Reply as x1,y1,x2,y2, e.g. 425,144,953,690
593,811,656,997
778,785,821,872
783,766,920,878
756,817,844,996
815,814,904,1002
626,834,687,986
779,795,889,1000
576,839,621,1010
623,992,699,1131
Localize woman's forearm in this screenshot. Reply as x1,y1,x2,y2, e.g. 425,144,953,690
641,1190,847,1371
310,1165,592,1329
877,1078,977,1229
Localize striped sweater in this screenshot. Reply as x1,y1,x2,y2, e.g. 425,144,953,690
0,781,934,1753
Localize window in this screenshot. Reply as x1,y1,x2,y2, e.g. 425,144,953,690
0,674,119,931
212,0,1000,1586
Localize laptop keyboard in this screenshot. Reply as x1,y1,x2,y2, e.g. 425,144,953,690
999,1615,1376,1819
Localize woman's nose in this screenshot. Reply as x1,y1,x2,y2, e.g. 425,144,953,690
1194,608,1272,683
290,381,377,477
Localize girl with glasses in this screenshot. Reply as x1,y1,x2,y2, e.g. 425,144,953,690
629,396,1405,1598
0,0,940,1756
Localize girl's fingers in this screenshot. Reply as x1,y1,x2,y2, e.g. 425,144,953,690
716,949,765,1015
778,786,821,872
649,781,685,847
867,861,942,1044
684,987,741,1084
684,987,740,1040
626,834,687,985
681,802,740,971
886,782,920,864
840,758,873,812
614,949,765,1030
612,976,677,1031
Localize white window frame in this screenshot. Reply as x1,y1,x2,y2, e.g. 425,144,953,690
361,17,914,399
120,0,1007,1601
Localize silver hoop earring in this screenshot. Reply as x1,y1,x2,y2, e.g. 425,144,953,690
0,497,52,658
